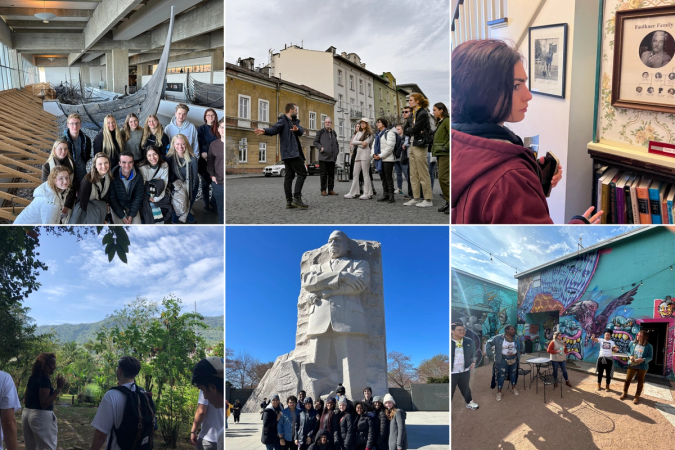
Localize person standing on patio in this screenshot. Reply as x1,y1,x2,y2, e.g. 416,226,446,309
590,331,619,391
487,325,521,401
620,330,653,405
451,323,479,410
547,332,572,389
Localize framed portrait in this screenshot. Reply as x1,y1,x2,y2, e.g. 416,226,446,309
612,5,675,113
528,23,568,98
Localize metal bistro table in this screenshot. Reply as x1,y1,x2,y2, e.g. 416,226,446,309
526,357,551,389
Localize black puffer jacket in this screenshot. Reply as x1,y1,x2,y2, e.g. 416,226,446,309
337,411,354,450
353,413,374,449
374,408,388,450
404,107,431,147
261,403,282,446
308,429,332,450
108,166,144,220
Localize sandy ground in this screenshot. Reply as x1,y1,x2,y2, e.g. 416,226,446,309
451,363,675,449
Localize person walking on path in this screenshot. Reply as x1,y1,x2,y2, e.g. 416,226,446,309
487,325,521,401
255,103,308,209
451,322,479,410
620,330,654,404
22,353,65,450
431,102,449,214
1,369,21,450
590,331,619,391
314,117,340,196
547,331,572,388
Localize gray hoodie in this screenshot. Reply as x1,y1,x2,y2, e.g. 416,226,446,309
164,116,199,158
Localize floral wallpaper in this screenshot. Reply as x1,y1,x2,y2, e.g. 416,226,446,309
598,0,675,147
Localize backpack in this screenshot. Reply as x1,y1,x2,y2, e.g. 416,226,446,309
385,128,403,159
108,384,156,450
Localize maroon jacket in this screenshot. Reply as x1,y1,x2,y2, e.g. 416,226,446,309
451,130,585,224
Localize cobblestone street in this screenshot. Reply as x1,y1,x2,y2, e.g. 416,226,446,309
226,174,449,224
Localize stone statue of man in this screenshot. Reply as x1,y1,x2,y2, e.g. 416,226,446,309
301,230,371,398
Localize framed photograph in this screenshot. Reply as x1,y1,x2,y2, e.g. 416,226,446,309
612,5,675,113
528,23,568,98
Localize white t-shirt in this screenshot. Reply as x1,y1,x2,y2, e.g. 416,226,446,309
198,390,224,443
598,339,616,358
502,340,517,356
0,370,21,450
217,426,224,450
91,382,137,450
452,339,466,374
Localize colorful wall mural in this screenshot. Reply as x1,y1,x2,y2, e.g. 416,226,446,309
516,228,675,379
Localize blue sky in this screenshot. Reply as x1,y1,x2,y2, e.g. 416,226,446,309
226,0,450,107
225,226,450,367
451,226,643,288
25,227,224,326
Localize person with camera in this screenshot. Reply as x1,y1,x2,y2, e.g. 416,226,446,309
403,93,433,208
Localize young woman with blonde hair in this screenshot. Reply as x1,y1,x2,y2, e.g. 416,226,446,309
122,113,144,162
93,115,124,169
69,152,112,224
166,134,199,223
42,138,76,213
141,114,170,153
14,166,72,224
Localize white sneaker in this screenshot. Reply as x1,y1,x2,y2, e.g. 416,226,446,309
466,401,479,410
344,194,354,199
496,393,502,401
416,200,434,207
512,387,519,396
359,195,370,200
404,199,420,206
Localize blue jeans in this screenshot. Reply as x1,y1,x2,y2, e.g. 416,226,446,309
552,360,568,381
212,181,224,224
428,152,437,190
497,357,517,390
394,161,409,191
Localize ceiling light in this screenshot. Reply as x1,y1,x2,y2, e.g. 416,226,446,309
42,20,49,24
34,1,56,21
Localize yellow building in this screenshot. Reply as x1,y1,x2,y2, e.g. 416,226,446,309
225,60,335,174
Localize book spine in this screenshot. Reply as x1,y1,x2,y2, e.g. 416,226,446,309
637,187,652,224
601,182,610,224
610,182,617,224
625,185,633,224
650,189,662,224
669,200,674,225
617,184,625,224
662,199,670,225
631,182,641,224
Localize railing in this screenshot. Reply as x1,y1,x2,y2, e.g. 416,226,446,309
452,0,507,50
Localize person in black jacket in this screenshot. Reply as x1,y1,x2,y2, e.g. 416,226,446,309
313,116,340,196
360,387,374,412
336,397,354,450
314,399,324,418
108,151,144,224
318,397,338,449
261,394,283,450
255,103,309,209
403,93,433,207
372,396,388,450
93,114,124,170
197,108,219,212
261,398,269,420
63,113,92,194
451,322,479,410
352,402,374,450
307,429,331,450
297,397,319,450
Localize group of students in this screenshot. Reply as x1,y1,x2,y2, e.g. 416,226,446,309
258,385,407,450
0,352,225,450
255,93,449,213
14,103,225,225
451,322,654,410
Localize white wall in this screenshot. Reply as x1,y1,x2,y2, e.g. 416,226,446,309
490,0,598,223
271,47,335,96
213,71,223,84
89,66,106,87
43,67,81,86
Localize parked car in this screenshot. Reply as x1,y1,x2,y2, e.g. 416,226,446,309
307,161,321,176
263,161,286,177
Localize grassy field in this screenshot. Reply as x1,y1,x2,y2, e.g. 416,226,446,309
14,398,195,449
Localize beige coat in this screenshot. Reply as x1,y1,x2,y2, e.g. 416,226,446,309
350,131,374,161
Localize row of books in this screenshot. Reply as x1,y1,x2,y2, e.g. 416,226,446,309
596,166,675,224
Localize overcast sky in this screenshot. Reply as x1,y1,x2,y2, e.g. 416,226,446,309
226,0,450,107
452,226,643,289
27,227,224,326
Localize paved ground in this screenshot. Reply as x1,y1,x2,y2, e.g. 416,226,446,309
226,412,449,449
225,174,449,224
451,358,675,449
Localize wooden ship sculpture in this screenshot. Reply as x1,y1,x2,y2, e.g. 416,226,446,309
185,72,223,109
55,5,177,130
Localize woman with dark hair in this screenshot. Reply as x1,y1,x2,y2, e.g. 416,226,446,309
69,152,112,224
298,397,319,450
372,117,397,203
261,394,283,450
22,352,65,450
232,400,242,424
137,145,171,223
314,398,324,417
403,93,433,208
620,330,653,404
487,324,521,402
547,331,572,388
451,39,601,224
432,102,449,214
319,397,338,449
345,119,375,200
352,401,374,450
197,108,220,213
590,330,619,391
349,123,361,181
373,396,389,450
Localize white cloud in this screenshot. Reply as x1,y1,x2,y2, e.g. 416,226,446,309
451,243,480,254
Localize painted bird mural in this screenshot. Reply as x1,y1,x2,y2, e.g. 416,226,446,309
564,286,639,347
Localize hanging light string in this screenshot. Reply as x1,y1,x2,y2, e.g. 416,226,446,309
452,230,519,273
597,264,675,295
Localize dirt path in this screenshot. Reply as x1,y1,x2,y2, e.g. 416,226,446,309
14,402,195,449
452,364,675,449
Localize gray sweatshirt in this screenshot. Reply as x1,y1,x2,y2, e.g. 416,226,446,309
125,128,144,161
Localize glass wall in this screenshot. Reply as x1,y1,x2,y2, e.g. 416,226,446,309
20,56,38,86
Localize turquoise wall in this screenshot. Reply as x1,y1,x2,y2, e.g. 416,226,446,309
517,228,675,378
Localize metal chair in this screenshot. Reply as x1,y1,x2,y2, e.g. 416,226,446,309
518,361,533,390
536,367,563,403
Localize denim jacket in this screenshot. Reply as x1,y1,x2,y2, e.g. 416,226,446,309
487,334,522,364
277,407,299,441
628,342,653,371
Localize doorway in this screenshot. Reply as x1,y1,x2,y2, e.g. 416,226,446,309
641,322,668,375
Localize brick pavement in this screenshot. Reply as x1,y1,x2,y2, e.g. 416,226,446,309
225,174,449,224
